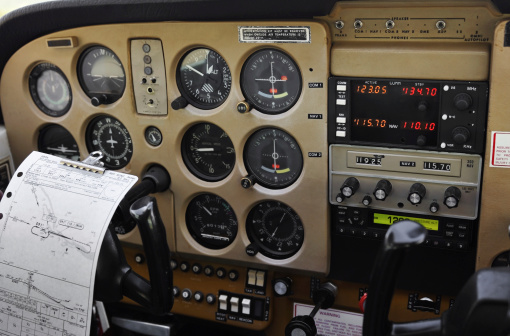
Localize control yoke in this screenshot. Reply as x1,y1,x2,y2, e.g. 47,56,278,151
94,166,173,315
363,220,510,336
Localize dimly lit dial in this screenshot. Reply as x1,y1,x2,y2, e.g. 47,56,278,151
241,49,302,114
186,193,238,249
29,63,72,117
246,200,304,259
86,115,133,169
182,123,235,182
243,128,303,189
177,48,232,109
38,124,80,160
78,46,126,105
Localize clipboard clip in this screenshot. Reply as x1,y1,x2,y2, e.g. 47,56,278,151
59,151,106,174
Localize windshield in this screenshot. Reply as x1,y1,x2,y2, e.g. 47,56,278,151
0,0,53,17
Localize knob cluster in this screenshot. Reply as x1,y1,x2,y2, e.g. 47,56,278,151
335,178,462,212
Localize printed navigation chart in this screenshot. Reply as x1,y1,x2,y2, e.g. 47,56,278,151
0,152,137,336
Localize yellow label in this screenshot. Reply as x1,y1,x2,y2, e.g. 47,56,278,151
373,213,439,231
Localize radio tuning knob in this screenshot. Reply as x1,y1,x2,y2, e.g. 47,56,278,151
373,179,392,201
408,183,426,205
362,195,372,206
452,126,470,144
340,177,360,198
453,93,472,111
444,186,461,208
416,135,427,147
429,202,440,213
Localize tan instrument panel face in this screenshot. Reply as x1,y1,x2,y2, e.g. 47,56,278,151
0,21,331,275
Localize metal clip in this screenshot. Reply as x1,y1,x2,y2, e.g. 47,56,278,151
82,151,105,168
59,151,106,174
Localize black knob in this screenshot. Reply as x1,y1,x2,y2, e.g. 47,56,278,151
246,243,259,257
444,186,461,208
335,193,344,203
273,277,292,296
416,135,427,147
341,177,360,198
171,96,188,110
91,95,107,106
194,291,204,303
429,202,440,213
373,180,392,201
418,101,428,112
180,261,190,272
452,126,470,144
453,93,472,111
241,175,255,189
408,183,426,205
285,316,317,336
206,294,216,305
191,263,202,274
182,289,192,301
237,101,252,113
173,286,180,298
362,195,372,206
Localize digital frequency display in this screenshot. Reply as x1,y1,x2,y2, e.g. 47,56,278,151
373,213,439,231
350,80,441,147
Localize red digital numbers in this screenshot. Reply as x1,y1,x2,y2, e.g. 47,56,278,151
353,118,387,128
356,85,387,94
401,121,436,131
402,86,438,96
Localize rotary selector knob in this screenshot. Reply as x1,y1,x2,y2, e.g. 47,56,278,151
182,289,192,301
416,135,427,147
444,186,461,208
273,277,292,296
340,177,360,198
408,183,426,205
452,126,470,145
362,195,372,206
429,202,440,213
453,93,472,111
373,179,392,201
418,101,428,112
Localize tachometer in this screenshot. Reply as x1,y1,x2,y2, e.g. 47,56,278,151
243,128,303,189
177,48,232,109
182,123,235,182
186,193,238,249
241,48,301,114
38,124,80,161
86,115,133,169
246,200,304,259
78,46,126,106
29,63,72,117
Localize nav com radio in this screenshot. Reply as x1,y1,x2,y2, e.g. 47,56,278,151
328,77,488,154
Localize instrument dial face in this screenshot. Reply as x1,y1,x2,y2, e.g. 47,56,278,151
246,200,304,259
244,128,303,189
186,193,238,249
38,124,80,161
86,115,133,169
177,48,232,109
182,123,235,182
241,48,302,114
78,46,126,104
29,63,72,117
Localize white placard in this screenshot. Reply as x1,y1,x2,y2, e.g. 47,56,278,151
293,303,363,336
0,152,137,336
490,131,510,167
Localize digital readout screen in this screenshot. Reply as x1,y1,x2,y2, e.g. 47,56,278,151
350,80,440,146
373,213,439,231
